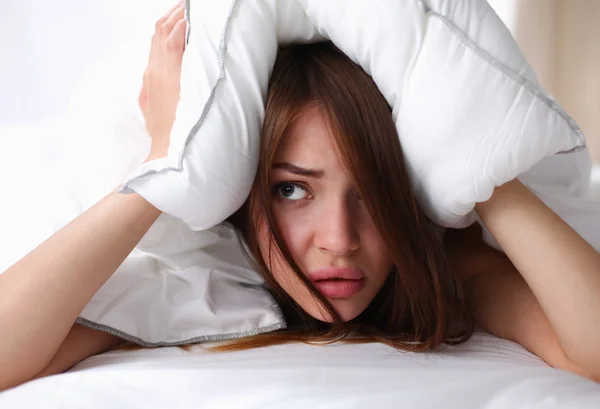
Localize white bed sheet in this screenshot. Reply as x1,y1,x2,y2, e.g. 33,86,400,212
1,332,599,408
1,120,599,407
1,125,600,408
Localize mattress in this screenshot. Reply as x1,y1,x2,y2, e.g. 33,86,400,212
1,126,599,407
1,332,599,408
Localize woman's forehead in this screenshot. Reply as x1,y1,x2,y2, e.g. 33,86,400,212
275,105,338,165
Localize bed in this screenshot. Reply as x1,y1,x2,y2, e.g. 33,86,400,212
1,119,598,407
1,332,600,408
2,115,599,407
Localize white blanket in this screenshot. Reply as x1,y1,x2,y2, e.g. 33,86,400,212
1,332,599,408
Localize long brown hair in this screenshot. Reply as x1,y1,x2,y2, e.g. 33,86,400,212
221,41,475,352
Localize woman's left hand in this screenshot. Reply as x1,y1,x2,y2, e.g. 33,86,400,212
472,178,600,381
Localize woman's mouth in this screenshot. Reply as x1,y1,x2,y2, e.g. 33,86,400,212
309,267,366,298
312,278,366,298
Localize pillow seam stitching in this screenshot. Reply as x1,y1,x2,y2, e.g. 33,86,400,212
75,315,287,347
120,0,238,193
422,1,586,154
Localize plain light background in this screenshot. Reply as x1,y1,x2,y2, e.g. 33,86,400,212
0,0,514,127
0,0,171,125
1,0,599,166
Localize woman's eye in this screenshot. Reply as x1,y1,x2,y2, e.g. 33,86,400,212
276,183,308,201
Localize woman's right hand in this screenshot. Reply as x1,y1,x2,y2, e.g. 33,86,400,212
0,4,191,392
139,1,187,161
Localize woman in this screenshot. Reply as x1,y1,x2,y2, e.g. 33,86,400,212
1,2,599,390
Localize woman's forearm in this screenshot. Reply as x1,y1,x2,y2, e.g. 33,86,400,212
0,189,161,386
475,179,600,372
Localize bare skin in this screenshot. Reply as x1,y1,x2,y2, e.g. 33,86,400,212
452,180,600,381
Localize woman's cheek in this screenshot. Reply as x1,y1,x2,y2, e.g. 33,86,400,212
274,206,314,260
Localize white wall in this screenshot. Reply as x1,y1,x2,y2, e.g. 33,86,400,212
0,0,546,128
0,0,171,126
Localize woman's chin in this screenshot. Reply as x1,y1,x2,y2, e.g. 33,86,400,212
335,304,364,322
306,299,366,323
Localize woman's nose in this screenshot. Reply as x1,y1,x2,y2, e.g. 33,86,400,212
313,196,360,256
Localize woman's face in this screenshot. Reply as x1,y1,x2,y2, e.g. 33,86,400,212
258,105,394,322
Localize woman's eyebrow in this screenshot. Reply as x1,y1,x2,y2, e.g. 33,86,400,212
272,162,324,178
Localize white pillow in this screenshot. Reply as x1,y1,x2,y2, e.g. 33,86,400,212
4,0,595,347
120,0,585,229
70,2,596,345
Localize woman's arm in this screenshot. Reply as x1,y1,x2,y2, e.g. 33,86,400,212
462,255,599,381
471,179,600,379
34,324,125,380
0,2,187,391
0,191,161,390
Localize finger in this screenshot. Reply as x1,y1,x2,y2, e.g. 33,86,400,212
151,3,183,56
156,0,183,28
167,17,187,52
163,2,186,34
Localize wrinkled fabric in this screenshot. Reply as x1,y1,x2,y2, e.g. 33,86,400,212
123,0,583,229
1,332,599,408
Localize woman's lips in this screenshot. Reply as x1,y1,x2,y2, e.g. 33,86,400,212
312,278,366,299
309,267,366,299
